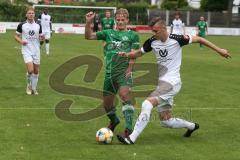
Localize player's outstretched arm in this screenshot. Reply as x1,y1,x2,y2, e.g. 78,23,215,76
118,49,143,59
85,11,97,40
192,36,231,59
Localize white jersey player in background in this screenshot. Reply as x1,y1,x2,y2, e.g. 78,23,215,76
38,7,52,55
15,7,44,95
117,17,231,144
170,12,185,35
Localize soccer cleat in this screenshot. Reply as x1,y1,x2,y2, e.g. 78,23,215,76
107,119,120,132
183,123,199,137
26,84,32,95
31,90,39,95
117,134,134,145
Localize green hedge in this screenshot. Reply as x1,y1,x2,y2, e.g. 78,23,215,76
0,1,149,25
0,2,26,22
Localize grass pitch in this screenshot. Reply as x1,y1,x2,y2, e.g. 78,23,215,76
0,31,239,160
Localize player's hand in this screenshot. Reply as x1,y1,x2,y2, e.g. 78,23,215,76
40,35,45,41
21,41,27,45
118,52,128,57
219,49,231,59
85,12,95,23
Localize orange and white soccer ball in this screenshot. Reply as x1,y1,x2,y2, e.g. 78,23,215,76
96,128,113,144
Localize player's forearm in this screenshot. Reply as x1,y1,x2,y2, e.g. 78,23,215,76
85,22,93,40
196,37,223,54
127,49,143,58
15,35,23,44
127,58,135,70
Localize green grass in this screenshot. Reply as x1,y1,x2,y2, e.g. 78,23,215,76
0,31,240,160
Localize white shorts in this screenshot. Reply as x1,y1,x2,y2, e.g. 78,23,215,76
149,80,182,112
43,32,51,40
23,53,40,64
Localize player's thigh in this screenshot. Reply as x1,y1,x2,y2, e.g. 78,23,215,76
148,80,174,103
44,32,51,40
23,54,34,72
159,109,172,121
150,81,181,114
32,53,40,65
103,75,117,97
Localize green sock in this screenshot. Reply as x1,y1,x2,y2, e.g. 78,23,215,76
123,109,134,130
122,103,134,130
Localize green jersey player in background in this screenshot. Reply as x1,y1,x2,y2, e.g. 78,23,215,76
100,10,115,30
85,8,140,136
196,16,208,48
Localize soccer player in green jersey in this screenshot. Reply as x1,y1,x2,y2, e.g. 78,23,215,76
85,8,140,136
100,10,115,30
196,16,208,48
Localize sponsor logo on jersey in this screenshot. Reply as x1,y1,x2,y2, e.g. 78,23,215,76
159,49,168,57
29,30,35,36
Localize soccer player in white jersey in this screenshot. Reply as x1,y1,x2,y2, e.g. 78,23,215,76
15,7,44,95
38,7,52,55
117,17,231,144
170,12,185,35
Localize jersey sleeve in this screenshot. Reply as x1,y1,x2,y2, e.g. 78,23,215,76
131,33,140,50
16,23,23,34
141,37,155,53
39,24,42,34
96,30,107,40
169,34,192,47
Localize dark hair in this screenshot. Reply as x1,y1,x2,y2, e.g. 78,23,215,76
149,17,166,27
175,11,181,16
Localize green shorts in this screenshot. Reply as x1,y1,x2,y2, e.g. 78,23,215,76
103,72,133,96
198,33,206,38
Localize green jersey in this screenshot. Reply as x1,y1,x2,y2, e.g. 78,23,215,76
96,29,140,75
101,17,115,30
196,21,207,35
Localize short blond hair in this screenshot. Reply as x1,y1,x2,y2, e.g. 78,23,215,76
26,6,35,13
115,8,129,19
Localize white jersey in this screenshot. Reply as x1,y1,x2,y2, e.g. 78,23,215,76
171,19,185,35
141,34,192,85
38,13,51,33
16,21,42,56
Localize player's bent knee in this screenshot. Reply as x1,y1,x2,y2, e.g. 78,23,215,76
142,100,152,111
28,71,33,75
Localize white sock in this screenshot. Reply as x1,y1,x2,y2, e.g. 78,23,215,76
161,118,195,130
26,72,31,85
31,74,39,91
46,43,50,54
129,100,153,142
